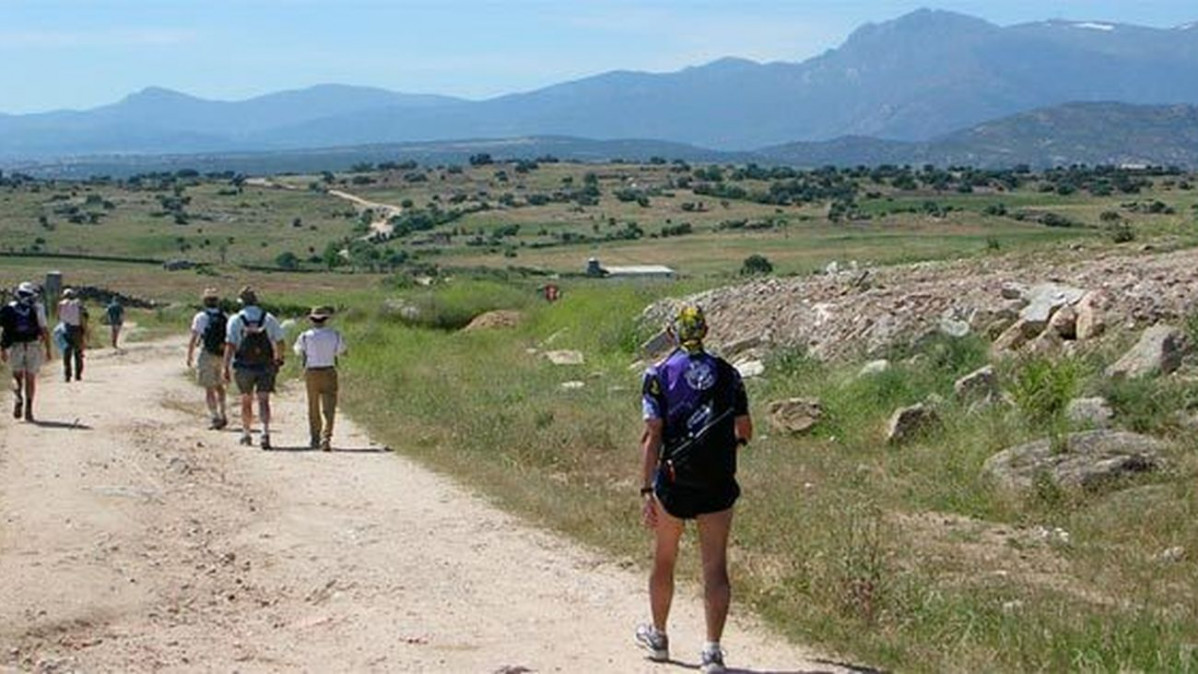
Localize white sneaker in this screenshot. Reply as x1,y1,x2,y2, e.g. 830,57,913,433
634,623,669,662
700,646,726,674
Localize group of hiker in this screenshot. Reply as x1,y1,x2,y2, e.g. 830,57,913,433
186,285,346,451
0,282,126,421
6,278,744,672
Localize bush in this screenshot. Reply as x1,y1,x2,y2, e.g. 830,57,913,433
740,254,773,275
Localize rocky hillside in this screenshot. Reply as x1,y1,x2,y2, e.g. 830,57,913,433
646,245,1198,363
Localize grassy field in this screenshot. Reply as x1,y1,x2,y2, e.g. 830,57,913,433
4,161,1198,671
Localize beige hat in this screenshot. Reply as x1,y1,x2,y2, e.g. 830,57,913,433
201,287,220,300
62,287,77,298
309,305,335,321
237,286,258,305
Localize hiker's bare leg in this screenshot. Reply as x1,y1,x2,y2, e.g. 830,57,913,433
215,384,227,419
258,392,271,435
650,503,685,633
22,372,36,417
205,387,220,418
696,507,734,643
240,393,254,433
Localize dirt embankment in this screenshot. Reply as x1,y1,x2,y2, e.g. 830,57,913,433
0,338,845,673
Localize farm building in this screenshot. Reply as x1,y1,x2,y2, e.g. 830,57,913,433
585,257,675,280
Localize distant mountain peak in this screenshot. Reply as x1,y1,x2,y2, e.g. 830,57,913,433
121,86,199,104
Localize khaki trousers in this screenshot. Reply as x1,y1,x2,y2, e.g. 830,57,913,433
304,368,338,443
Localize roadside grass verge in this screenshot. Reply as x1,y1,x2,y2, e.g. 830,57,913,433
328,280,1198,673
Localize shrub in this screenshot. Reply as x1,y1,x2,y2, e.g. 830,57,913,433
740,254,773,275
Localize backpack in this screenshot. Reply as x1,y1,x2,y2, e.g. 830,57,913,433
234,311,273,366
200,310,228,355
4,302,40,344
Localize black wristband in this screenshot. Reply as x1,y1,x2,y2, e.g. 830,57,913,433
640,486,654,496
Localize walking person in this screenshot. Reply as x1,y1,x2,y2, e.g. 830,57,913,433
105,296,125,350
186,288,229,430
293,306,347,451
635,305,752,674
57,287,86,381
222,286,285,449
1,282,53,422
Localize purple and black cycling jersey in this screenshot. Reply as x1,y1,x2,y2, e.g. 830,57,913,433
642,349,748,487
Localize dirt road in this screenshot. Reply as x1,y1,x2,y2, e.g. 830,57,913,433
1,337,849,673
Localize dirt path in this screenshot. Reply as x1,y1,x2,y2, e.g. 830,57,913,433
325,190,401,240
0,338,851,673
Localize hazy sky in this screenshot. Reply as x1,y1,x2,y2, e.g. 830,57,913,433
2,0,1196,114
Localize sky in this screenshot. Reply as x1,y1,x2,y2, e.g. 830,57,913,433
2,0,1196,114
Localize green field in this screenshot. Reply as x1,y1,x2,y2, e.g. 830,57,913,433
4,160,1198,672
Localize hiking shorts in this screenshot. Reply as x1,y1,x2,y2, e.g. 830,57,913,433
6,342,43,374
654,478,740,520
233,365,276,395
196,350,223,389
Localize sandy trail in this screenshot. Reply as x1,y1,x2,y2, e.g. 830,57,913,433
0,337,853,673
325,190,401,240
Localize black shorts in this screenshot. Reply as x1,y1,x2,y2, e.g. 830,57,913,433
233,365,277,395
654,478,740,520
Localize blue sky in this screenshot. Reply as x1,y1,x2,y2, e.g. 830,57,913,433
2,0,1196,114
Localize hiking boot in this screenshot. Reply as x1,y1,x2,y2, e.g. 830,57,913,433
214,416,229,430
208,416,221,430
23,408,33,423
260,434,272,451
635,624,669,662
309,437,320,450
320,439,332,452
700,646,726,674
239,433,253,446
12,397,22,419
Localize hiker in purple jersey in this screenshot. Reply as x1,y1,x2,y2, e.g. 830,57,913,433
635,304,753,674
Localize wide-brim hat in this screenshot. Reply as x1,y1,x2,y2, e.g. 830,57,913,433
16,281,37,298
202,287,220,300
309,305,335,321
62,287,77,298
237,286,258,305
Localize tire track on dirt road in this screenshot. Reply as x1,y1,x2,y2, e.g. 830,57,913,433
0,337,855,672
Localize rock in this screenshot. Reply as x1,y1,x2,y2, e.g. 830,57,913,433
735,360,765,378
1048,305,1077,340
859,359,891,377
1075,290,1111,340
982,430,1165,490
886,403,939,445
463,310,522,331
1018,283,1087,333
991,320,1031,356
1000,282,1027,301
720,335,764,362
544,350,585,366
1066,397,1114,428
954,365,997,400
767,398,823,435
1105,324,1187,379
1156,546,1186,563
559,381,585,390
640,330,673,358
1025,328,1064,357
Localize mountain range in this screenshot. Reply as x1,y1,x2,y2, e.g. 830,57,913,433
2,8,1197,168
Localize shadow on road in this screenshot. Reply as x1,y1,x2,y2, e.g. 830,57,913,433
263,444,390,454
28,419,93,430
655,656,885,674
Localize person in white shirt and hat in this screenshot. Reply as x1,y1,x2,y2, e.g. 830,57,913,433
292,305,347,451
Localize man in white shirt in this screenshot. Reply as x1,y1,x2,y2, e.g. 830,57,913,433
186,288,229,430
223,287,286,450
57,287,86,382
292,305,347,451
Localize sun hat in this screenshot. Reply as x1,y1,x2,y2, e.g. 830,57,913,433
237,286,258,305
201,287,220,300
308,305,335,321
62,287,77,298
15,281,37,298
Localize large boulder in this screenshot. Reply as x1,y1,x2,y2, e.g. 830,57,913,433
1075,290,1112,340
544,350,585,366
1019,283,1087,328
1066,397,1114,428
886,403,940,445
859,359,891,377
1105,325,1187,379
767,398,823,435
640,330,673,358
1048,305,1078,340
954,365,997,401
982,430,1165,490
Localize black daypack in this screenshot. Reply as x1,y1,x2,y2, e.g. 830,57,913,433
200,310,227,355
234,311,273,366
4,303,40,344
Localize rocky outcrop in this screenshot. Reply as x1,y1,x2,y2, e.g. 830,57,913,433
767,398,823,435
1105,325,1187,379
954,365,997,401
886,403,940,445
1066,397,1114,428
982,430,1165,490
